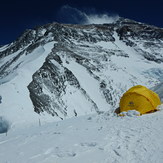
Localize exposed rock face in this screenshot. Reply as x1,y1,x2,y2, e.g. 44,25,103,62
0,18,163,119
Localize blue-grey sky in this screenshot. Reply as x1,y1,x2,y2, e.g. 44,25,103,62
0,0,163,45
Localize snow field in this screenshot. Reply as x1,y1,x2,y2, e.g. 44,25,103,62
1,107,163,163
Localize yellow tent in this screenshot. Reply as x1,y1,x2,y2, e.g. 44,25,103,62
120,85,161,115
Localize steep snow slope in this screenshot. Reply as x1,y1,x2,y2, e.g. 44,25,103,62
62,59,110,111
0,42,57,125
0,106,163,163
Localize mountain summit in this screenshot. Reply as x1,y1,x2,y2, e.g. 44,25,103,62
0,18,163,122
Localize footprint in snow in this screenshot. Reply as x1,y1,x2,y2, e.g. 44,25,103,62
80,142,97,147
55,147,76,158
56,151,76,158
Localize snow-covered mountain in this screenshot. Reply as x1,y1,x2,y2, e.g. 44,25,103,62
0,17,163,124
0,18,163,163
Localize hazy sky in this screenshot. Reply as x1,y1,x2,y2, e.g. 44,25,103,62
0,0,163,45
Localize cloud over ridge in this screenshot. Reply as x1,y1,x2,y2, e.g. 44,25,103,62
57,5,119,25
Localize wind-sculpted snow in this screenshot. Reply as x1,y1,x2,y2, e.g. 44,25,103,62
0,18,163,120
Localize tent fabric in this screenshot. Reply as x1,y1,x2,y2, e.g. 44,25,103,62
120,85,161,115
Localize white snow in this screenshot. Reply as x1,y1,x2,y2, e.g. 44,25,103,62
62,84,96,116
95,32,163,89
0,49,22,69
0,41,56,126
1,108,163,163
41,29,47,35
96,41,117,50
62,59,110,111
119,110,140,116
0,44,10,52
152,82,163,101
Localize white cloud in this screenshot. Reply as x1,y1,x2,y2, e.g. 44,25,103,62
57,5,119,25
84,14,119,24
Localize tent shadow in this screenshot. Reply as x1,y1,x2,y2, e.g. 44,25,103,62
114,107,120,114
